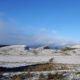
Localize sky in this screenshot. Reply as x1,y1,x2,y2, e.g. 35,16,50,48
0,0,80,45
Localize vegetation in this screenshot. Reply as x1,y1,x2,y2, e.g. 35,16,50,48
10,72,66,80
39,73,46,80
33,50,38,55
76,72,80,74
43,46,50,49
30,63,53,71
47,73,65,80
62,47,76,51
15,75,22,80
1,71,80,80
23,63,69,72
24,46,29,50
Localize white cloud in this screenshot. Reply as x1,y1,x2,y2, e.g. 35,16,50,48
0,18,68,45
0,13,76,46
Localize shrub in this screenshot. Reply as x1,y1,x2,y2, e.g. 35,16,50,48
12,75,22,80
62,47,76,51
39,73,46,80
24,46,29,50
43,46,50,49
47,73,65,80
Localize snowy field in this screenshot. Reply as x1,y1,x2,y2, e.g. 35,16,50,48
0,55,80,67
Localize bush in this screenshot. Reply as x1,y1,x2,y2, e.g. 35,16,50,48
39,73,46,80
47,73,65,80
11,75,22,80
43,46,50,49
62,47,75,51
24,46,29,50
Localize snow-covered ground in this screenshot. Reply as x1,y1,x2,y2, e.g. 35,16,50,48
0,55,80,67
0,55,52,63
1,45,80,80
0,45,80,67
0,55,53,67
0,45,58,56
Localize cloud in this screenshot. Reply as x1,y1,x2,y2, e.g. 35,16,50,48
25,27,69,46
0,13,75,46
0,14,22,44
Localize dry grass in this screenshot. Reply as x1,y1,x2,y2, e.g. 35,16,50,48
61,47,76,51
24,63,69,72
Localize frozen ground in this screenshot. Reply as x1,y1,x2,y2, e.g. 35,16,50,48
0,45,80,67
0,55,80,67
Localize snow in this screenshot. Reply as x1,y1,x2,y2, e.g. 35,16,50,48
0,55,80,67
0,63,29,67
0,55,52,63
0,55,52,67
54,56,80,64
0,45,80,67
0,45,35,56
0,55,80,64
70,44,80,48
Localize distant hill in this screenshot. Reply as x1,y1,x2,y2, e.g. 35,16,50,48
0,45,9,48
